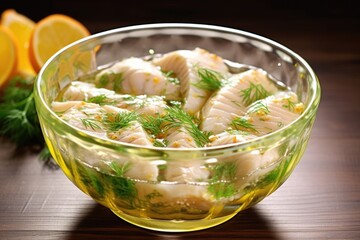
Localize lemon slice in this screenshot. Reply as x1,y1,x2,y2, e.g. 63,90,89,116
29,14,90,72
1,9,36,76
0,26,18,88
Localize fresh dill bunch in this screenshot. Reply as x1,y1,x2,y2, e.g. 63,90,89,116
165,106,209,147
102,111,138,131
0,76,43,146
193,67,223,91
207,162,238,199
240,82,270,106
2,76,34,102
231,117,258,133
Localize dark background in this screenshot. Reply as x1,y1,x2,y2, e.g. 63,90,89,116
2,0,359,66
1,1,360,239
1,0,359,33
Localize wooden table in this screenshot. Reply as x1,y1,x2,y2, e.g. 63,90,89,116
1,3,359,239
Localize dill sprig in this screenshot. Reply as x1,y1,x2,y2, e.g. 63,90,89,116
80,118,101,130
208,162,237,199
86,94,114,105
193,67,223,91
165,106,209,147
282,97,296,112
102,111,138,131
240,82,270,106
139,114,168,138
247,100,270,115
231,117,258,133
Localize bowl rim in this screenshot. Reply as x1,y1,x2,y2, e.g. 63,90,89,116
35,23,321,154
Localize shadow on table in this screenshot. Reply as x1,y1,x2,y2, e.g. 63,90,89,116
66,203,281,240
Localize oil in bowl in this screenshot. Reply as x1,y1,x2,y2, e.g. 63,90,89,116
34,23,320,232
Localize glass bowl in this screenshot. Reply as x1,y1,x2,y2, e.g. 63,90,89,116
34,23,320,232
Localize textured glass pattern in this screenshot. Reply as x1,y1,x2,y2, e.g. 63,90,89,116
34,24,320,232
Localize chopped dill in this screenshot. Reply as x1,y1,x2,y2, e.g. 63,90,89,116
240,82,270,106
226,129,251,136
153,139,168,147
256,167,280,188
80,118,101,130
140,114,167,137
106,161,138,203
86,94,113,105
247,100,270,115
193,67,223,91
166,100,183,108
76,161,105,198
282,98,296,112
162,70,180,85
113,72,124,92
108,161,131,176
97,73,110,88
231,117,258,133
96,71,124,93
207,162,237,199
165,106,209,147
103,111,138,131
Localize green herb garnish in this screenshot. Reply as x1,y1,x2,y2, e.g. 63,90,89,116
86,94,112,105
0,76,54,167
140,114,167,137
226,129,251,136
153,139,168,147
80,118,101,130
165,106,209,147
0,77,43,146
282,98,296,112
162,70,180,85
97,73,110,88
247,100,270,115
240,82,270,106
193,67,223,91
208,162,237,199
113,72,124,92
103,111,138,131
107,162,138,203
231,117,258,133
77,161,105,198
96,71,124,92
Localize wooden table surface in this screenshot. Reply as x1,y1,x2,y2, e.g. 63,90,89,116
1,2,359,239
